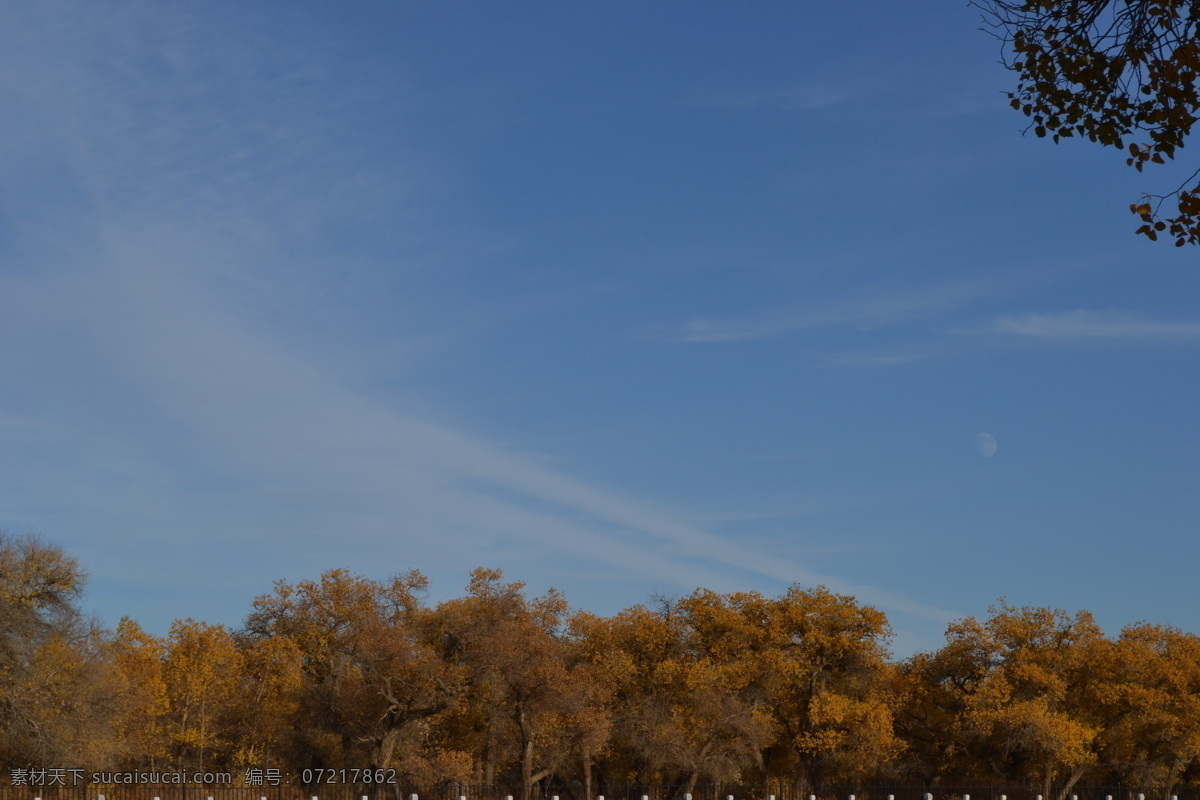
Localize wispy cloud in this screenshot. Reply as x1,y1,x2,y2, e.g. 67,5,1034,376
824,350,934,367
985,310,1200,341
0,229,957,627
650,280,991,344
0,2,963,637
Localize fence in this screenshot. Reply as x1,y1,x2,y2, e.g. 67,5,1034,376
1,786,1196,800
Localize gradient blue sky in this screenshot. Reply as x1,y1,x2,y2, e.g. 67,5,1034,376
2,1,1198,656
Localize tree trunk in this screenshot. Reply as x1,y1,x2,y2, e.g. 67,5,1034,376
1055,763,1087,800
484,737,495,785
522,737,535,800
583,748,593,800
375,727,401,771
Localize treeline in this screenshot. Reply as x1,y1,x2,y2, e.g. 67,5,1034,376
3,533,1200,800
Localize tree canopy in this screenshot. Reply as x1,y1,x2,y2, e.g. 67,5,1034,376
15,538,1200,795
972,0,1200,245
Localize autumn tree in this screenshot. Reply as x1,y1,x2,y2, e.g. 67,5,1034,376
0,533,115,769
972,0,1200,244
106,618,169,767
558,615,617,800
576,585,896,793
226,633,304,769
432,568,576,800
162,619,244,770
919,602,1110,799
1100,623,1200,795
738,586,900,792
578,597,767,794
244,568,456,780
894,633,994,783
661,592,778,792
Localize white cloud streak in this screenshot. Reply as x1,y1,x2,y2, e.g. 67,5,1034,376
1,232,957,626
0,2,959,632
653,280,992,344
987,310,1200,341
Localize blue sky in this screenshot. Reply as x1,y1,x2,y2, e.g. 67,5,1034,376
2,1,1198,656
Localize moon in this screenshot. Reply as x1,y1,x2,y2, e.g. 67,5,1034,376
975,432,997,458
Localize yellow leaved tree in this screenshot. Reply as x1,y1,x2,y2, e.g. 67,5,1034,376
163,619,243,770
244,568,456,780
107,618,169,767
1101,624,1200,797
432,568,577,800
935,603,1109,799
0,532,115,769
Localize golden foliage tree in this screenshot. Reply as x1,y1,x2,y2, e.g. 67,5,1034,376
107,618,169,767
934,603,1108,799
739,586,899,792
227,633,304,769
244,568,455,780
433,568,576,800
162,619,244,770
587,597,768,794
30,536,1200,793
1101,624,1200,795
0,532,113,769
